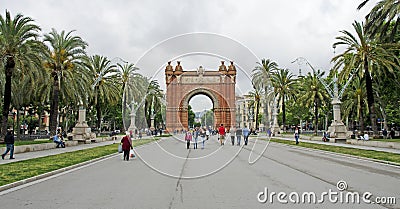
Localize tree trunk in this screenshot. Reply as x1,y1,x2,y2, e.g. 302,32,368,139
49,70,60,136
1,57,15,138
282,97,286,131
122,91,127,131
16,110,20,140
314,97,319,136
96,102,101,132
255,99,260,130
364,59,378,135
360,105,365,133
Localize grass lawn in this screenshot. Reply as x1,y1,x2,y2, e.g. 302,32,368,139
369,138,400,143
0,138,157,186
270,138,400,164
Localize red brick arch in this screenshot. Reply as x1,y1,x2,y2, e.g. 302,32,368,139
165,61,236,132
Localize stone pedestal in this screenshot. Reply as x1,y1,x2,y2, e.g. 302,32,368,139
72,107,96,143
128,111,136,131
327,97,347,142
271,106,281,136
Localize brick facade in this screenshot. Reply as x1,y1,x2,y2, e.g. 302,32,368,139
165,61,236,132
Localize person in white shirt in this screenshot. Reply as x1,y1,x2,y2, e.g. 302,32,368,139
363,133,369,141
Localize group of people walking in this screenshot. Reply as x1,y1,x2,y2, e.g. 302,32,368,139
184,124,251,149
228,125,250,146
185,127,210,149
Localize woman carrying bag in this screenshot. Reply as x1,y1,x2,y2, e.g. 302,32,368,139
121,132,133,161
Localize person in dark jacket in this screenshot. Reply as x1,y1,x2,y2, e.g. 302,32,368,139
121,133,133,161
2,130,15,160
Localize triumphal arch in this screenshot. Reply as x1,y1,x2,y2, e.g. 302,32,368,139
165,61,236,132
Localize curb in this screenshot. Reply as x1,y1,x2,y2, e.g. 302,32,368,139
0,138,163,194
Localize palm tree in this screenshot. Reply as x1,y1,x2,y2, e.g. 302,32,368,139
86,55,121,131
252,58,278,89
252,58,278,129
332,21,399,134
271,68,297,130
298,70,330,135
145,80,163,128
0,10,43,136
358,0,400,41
116,62,144,130
341,76,368,132
43,29,88,135
248,82,263,130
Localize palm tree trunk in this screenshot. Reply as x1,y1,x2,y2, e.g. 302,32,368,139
360,106,365,133
255,99,260,130
282,97,286,131
364,60,378,134
1,57,15,138
96,103,101,132
314,97,319,136
49,71,60,136
122,91,127,132
16,110,20,140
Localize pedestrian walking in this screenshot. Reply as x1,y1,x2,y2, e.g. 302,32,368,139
218,124,226,145
200,128,206,149
236,126,243,146
2,130,15,160
242,125,250,145
121,133,133,161
294,127,300,145
230,126,235,146
185,131,192,149
193,128,199,149
205,128,210,140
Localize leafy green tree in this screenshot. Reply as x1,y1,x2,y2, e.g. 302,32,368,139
188,105,195,128
252,58,278,128
271,68,297,130
298,70,329,135
0,10,43,136
333,21,399,134
358,0,400,42
248,82,263,130
86,55,120,131
144,80,163,128
43,29,88,135
117,62,145,130
341,76,368,132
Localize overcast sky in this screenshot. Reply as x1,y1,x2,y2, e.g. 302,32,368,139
1,0,376,112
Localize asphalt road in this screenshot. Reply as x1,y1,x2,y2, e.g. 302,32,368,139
0,135,399,209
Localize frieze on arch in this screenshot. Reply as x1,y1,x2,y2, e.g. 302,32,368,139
165,61,236,132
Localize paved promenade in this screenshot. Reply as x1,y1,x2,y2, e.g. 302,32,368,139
0,134,399,208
